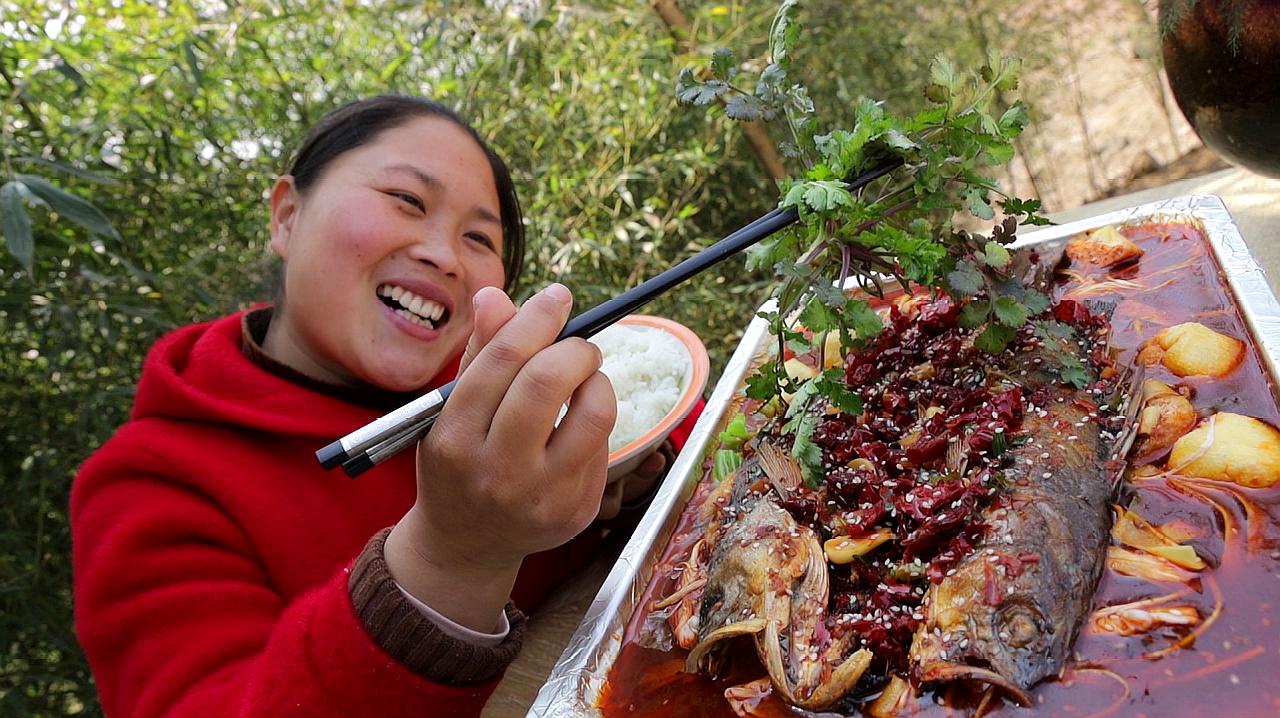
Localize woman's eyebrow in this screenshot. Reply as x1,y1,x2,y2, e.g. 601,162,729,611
385,163,442,190
384,163,501,225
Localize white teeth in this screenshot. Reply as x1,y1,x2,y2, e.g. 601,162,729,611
378,284,446,326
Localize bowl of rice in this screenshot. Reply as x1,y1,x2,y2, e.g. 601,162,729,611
589,315,709,482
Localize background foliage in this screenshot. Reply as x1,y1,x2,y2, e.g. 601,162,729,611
0,1,1173,714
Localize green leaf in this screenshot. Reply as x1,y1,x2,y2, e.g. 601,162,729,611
999,196,1042,216
710,47,736,81
982,240,1011,268
1034,319,1076,341
15,174,120,240
1060,361,1091,389
1022,290,1050,315
845,298,883,339
1,181,35,271
746,371,780,401
999,103,1030,133
725,94,771,122
993,296,1028,326
790,412,824,488
801,180,853,211
676,72,729,105
799,295,838,333
947,259,984,297
963,186,995,220
958,299,990,328
769,0,802,68
183,40,205,86
929,54,960,95
816,368,863,415
975,324,1016,353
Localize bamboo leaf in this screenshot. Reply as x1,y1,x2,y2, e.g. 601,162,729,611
14,175,120,240
1,181,35,272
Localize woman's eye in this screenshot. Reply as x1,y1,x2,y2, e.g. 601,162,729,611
466,232,495,250
389,191,424,210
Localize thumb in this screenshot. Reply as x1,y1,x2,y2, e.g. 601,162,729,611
458,286,517,375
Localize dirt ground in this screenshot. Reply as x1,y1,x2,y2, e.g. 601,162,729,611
997,0,1228,212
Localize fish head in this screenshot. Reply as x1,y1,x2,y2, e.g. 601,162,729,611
911,573,1053,705
980,596,1058,689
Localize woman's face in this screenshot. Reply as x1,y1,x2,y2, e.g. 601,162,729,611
267,115,507,391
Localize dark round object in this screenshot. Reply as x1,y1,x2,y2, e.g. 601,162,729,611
1160,0,1280,177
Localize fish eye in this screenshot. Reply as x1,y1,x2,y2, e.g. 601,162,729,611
996,603,1044,649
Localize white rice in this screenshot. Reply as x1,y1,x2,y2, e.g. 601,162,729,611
589,324,691,452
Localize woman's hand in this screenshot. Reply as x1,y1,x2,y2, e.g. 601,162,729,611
596,447,668,521
385,283,616,631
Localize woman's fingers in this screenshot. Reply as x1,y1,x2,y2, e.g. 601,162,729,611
457,286,516,376
545,369,616,472
489,337,608,449
443,283,574,433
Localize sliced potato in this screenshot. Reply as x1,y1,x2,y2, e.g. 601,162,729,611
1134,380,1197,457
824,529,894,564
822,331,845,370
868,675,911,718
1066,225,1144,267
1139,322,1245,377
1167,412,1280,488
781,357,819,404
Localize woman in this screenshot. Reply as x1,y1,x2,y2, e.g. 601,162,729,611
72,96,693,716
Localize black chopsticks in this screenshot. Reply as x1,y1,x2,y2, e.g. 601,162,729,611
316,157,904,477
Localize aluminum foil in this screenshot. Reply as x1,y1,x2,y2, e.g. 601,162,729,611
527,194,1280,717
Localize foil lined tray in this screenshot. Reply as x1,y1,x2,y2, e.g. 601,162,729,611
527,194,1280,717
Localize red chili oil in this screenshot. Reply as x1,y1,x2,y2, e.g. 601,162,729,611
598,222,1280,717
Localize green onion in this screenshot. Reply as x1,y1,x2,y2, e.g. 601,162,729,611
717,413,750,450
713,449,743,482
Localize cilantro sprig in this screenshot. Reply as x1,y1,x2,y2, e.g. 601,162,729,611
678,1,1052,476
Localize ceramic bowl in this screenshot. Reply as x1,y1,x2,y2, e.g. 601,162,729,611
601,315,709,482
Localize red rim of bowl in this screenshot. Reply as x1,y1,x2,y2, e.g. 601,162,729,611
605,315,710,465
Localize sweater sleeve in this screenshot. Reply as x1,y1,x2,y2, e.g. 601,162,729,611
72,456,507,718
348,528,525,681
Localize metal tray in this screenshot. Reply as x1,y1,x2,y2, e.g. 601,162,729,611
528,194,1280,716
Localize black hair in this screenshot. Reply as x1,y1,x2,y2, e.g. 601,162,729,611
286,95,525,291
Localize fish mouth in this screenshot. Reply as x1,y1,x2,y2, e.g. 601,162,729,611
376,283,451,330
917,661,1034,707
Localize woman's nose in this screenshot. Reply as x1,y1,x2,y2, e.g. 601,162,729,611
406,226,463,278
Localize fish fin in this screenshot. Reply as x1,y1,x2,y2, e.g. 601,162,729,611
757,442,803,497
1107,361,1147,462
790,648,873,710
1013,241,1067,292
945,438,969,476
918,661,1034,707
686,618,769,674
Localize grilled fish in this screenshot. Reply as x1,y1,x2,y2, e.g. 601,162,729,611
908,318,1144,704
679,445,872,710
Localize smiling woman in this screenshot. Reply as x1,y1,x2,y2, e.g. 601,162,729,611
69,95,697,718
264,114,509,391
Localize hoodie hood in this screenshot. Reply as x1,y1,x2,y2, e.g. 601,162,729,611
132,312,458,441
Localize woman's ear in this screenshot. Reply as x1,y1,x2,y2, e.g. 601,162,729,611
268,176,300,259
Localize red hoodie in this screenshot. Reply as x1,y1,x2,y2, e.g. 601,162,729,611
72,311,698,717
